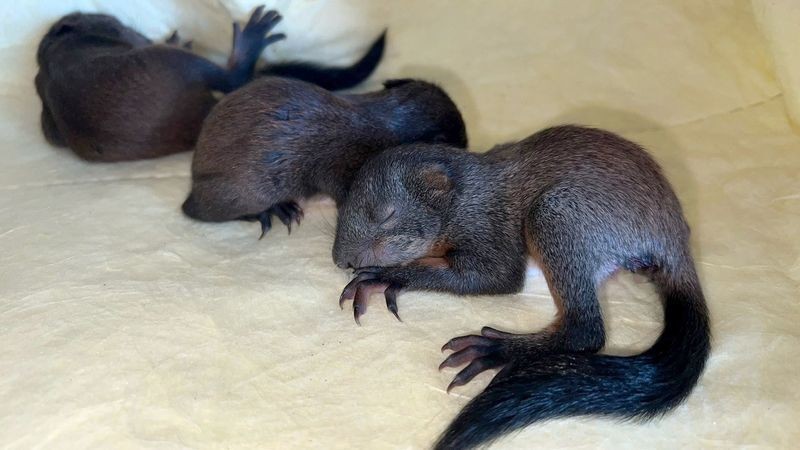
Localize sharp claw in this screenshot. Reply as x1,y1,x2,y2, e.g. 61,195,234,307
481,326,512,339
384,284,402,322
442,335,491,353
447,360,486,392
257,211,271,240
339,281,358,308
438,346,492,371
276,207,291,226
446,379,462,393
270,202,300,232
353,302,362,325
388,304,401,322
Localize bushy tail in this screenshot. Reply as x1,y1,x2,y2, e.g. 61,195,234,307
260,30,386,91
434,263,710,450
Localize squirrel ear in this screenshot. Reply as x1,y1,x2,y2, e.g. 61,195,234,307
411,162,455,207
419,164,452,193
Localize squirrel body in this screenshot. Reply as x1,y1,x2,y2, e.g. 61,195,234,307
35,8,385,161
333,125,710,450
182,77,467,237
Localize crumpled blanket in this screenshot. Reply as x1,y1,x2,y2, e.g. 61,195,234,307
0,0,797,448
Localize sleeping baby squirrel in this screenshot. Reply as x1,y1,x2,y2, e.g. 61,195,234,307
332,125,710,450
36,6,385,161
182,78,467,238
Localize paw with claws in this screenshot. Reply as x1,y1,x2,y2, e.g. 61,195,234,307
240,201,303,239
231,6,286,65
338,270,403,325
440,327,547,392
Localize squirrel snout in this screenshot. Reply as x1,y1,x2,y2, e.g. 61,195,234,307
333,252,354,270
181,193,200,218
336,260,354,270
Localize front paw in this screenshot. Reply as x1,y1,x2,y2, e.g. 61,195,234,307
239,202,303,240
233,6,286,58
338,270,402,325
439,327,549,392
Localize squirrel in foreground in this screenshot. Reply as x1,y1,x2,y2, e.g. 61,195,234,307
35,7,386,161
332,125,710,449
182,78,467,238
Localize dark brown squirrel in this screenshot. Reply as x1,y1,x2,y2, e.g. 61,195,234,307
181,77,468,238
331,125,711,450
35,7,386,162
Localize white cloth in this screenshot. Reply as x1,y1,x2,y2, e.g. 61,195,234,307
1,0,797,448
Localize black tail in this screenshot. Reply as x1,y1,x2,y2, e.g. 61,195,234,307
435,262,711,450
260,30,386,91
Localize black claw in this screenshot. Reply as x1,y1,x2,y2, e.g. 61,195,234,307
274,205,292,227
353,284,370,324
446,356,503,393
384,284,402,322
288,202,304,221
268,202,303,234
257,211,272,240
439,328,523,392
353,302,362,325
442,335,492,353
439,346,492,371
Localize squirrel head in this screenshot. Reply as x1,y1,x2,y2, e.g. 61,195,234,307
333,145,462,270
38,13,149,66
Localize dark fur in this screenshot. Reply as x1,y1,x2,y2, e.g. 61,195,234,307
332,125,710,449
34,8,285,161
261,30,386,91
182,77,467,237
35,9,385,162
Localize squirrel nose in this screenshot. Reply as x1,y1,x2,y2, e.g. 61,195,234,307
336,260,354,270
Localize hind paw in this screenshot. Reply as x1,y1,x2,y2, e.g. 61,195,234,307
233,6,285,60
440,327,551,392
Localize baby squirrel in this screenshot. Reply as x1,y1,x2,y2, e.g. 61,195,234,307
182,78,467,238
35,7,385,162
35,7,285,161
332,125,710,450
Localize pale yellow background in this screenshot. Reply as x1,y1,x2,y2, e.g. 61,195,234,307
1,1,798,449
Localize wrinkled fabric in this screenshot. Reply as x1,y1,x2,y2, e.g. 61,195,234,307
1,1,798,448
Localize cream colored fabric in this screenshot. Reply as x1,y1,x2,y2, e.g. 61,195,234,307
752,0,800,130
1,1,798,448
